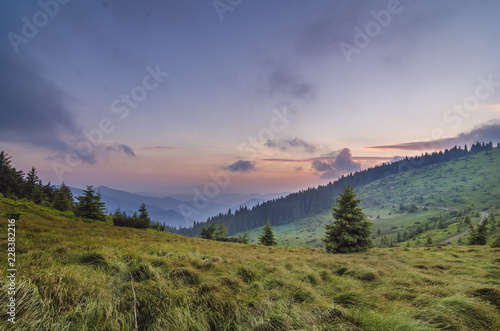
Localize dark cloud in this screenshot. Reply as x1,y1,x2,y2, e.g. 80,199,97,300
265,61,315,100
293,0,463,66
367,120,500,151
106,144,136,157
0,51,141,164
311,148,361,179
333,148,361,173
311,160,333,172
225,160,256,173
265,138,316,153
295,2,370,58
0,52,78,152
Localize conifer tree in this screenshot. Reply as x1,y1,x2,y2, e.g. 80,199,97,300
259,221,277,246
323,186,373,253
75,186,106,221
468,218,488,245
0,151,24,198
23,166,39,200
135,203,151,228
214,223,228,240
52,183,74,211
201,222,216,239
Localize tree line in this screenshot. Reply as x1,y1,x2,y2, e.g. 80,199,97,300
0,151,163,230
173,142,498,237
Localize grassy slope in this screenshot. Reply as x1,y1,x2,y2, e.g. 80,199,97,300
244,148,500,248
1,197,500,330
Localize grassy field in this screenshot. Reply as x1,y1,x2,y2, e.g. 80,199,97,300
244,149,500,248
1,196,500,330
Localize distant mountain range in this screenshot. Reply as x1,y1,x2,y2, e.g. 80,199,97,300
67,185,287,228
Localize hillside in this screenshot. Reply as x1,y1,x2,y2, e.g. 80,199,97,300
243,148,500,247
177,142,497,238
1,198,499,330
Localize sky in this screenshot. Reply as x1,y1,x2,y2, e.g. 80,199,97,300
1,0,500,196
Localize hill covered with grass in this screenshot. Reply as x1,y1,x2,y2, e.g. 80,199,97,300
243,148,500,248
1,197,500,330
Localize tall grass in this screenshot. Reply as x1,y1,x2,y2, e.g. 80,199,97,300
1,198,499,330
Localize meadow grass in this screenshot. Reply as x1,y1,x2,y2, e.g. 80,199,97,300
243,149,500,248
1,198,499,330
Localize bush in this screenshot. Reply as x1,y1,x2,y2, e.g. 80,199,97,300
490,236,500,248
5,211,21,220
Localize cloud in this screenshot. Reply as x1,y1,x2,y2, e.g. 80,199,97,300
333,148,361,172
0,52,78,152
225,160,256,173
367,120,500,151
265,138,317,153
295,166,303,172
311,160,333,172
265,60,315,100
311,148,361,179
142,146,176,150
320,169,341,180
106,144,136,157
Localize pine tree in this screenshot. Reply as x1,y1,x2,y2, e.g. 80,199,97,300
52,183,74,211
23,166,39,200
75,186,106,221
201,222,216,239
135,203,151,228
323,186,373,253
0,151,24,198
468,218,488,245
259,221,277,246
214,223,228,240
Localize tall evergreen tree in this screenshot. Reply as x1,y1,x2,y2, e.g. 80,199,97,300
75,186,106,221
200,222,216,239
214,223,228,240
258,221,277,246
0,151,24,198
23,166,39,200
468,218,488,245
323,186,373,253
52,183,74,211
135,203,151,228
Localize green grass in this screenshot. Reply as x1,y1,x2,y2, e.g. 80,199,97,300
243,149,500,248
1,197,500,330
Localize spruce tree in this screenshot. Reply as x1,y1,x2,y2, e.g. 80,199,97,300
0,151,24,198
75,186,106,221
259,221,277,246
468,218,488,245
214,223,228,240
53,183,74,211
201,222,216,239
323,186,373,253
135,203,151,228
23,166,40,200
